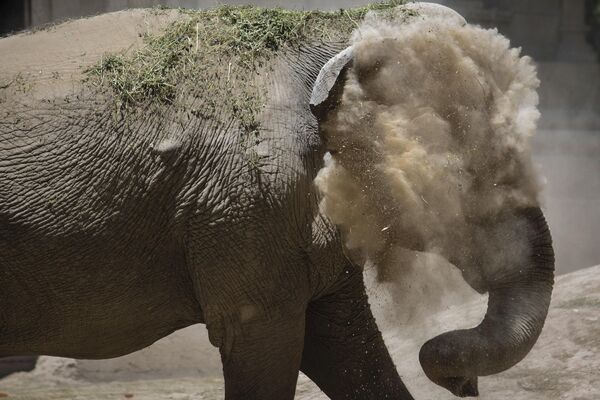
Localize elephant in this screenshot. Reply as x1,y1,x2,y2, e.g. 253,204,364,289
0,2,554,399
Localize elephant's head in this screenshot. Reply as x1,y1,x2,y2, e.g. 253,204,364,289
310,3,555,397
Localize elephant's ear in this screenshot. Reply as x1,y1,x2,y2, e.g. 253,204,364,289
310,46,354,121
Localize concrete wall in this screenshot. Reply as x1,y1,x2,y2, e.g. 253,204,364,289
0,0,28,35
438,0,597,61
533,129,600,272
29,0,106,26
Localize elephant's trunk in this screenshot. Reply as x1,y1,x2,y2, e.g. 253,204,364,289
419,207,554,397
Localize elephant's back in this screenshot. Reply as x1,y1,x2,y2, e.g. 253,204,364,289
0,9,183,102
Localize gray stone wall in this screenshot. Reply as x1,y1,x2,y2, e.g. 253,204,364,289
439,0,598,62
28,0,106,26
0,0,28,35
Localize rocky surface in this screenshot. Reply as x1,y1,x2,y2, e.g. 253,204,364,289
1,264,598,400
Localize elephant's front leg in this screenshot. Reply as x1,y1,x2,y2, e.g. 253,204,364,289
218,308,306,400
301,264,414,400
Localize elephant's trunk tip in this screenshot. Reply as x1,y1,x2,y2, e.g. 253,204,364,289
419,207,554,397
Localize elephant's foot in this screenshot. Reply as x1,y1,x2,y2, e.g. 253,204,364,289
218,307,305,400
300,264,415,400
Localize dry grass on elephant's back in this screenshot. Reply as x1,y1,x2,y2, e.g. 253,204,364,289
83,2,415,137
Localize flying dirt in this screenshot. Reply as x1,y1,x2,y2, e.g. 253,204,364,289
315,7,544,311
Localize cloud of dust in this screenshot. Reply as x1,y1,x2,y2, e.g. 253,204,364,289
315,7,543,323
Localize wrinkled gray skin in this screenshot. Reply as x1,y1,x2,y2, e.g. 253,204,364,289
0,7,554,400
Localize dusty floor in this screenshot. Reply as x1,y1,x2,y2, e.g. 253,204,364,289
1,265,599,400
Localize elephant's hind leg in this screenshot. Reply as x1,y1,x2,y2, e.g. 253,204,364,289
218,308,306,400
301,264,414,400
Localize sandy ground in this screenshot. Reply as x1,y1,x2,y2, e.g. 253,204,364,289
1,264,598,399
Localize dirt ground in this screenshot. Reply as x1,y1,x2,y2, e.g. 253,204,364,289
1,265,599,400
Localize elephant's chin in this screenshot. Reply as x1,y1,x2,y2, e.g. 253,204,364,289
419,207,554,397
